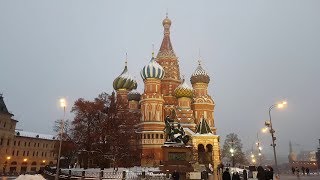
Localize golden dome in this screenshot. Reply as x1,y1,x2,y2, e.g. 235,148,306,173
162,17,171,26
174,79,193,98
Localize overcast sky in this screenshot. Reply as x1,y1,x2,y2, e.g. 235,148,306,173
1,1,319,161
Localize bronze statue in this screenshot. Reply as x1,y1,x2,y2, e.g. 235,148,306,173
163,116,190,144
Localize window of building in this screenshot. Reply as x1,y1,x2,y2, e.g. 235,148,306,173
38,143,39,147
147,134,150,139
4,122,6,127
28,142,30,147
27,151,29,156
23,151,25,156
14,141,16,146
12,150,14,156
16,151,19,156
160,134,164,139
34,143,36,147
18,141,20,146
7,139,10,146
41,152,43,157
33,151,35,156
0,138,3,145
46,144,48,148
152,134,154,139
24,142,27,146
36,151,38,156
156,134,159,139
45,152,47,157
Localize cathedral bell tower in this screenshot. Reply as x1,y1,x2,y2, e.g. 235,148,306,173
113,58,137,110
156,15,181,119
190,61,216,134
138,53,166,166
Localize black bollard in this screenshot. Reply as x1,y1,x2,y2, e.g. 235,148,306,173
122,170,126,180
68,169,71,178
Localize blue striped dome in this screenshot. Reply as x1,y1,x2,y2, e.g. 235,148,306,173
113,64,137,91
140,56,165,80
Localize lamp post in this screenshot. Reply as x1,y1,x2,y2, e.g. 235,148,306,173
265,101,287,175
55,98,66,180
230,148,235,167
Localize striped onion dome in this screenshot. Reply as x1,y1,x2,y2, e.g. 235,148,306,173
174,78,193,98
190,61,210,84
127,90,141,101
113,63,137,91
140,55,165,80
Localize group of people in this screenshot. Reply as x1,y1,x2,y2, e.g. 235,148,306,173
222,166,274,180
292,166,310,176
222,168,241,180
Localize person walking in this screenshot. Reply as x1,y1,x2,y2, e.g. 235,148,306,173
222,168,231,180
266,166,274,180
257,166,266,180
172,170,180,180
243,169,248,180
232,172,240,180
306,168,310,175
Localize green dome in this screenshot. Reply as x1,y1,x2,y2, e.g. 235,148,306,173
113,64,137,91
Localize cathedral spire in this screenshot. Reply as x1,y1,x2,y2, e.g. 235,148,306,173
157,14,176,58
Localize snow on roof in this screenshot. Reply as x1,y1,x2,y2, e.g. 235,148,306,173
15,130,57,140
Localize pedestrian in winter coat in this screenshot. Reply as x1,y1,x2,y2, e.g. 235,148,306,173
243,169,248,180
222,168,231,180
257,166,266,180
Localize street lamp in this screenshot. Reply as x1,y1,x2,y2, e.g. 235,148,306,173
265,101,287,175
230,148,235,167
55,98,66,180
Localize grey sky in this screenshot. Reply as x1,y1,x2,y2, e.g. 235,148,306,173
1,1,319,160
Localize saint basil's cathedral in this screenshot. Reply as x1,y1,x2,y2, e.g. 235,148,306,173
112,15,221,169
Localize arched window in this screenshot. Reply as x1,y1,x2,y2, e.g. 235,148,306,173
156,134,159,139
21,162,27,166
11,161,17,165
31,161,37,166
160,134,164,139
198,144,206,164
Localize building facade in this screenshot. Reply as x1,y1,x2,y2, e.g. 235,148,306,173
0,95,57,174
112,16,220,169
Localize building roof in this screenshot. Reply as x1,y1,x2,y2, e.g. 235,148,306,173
195,117,212,134
15,130,57,140
0,94,13,116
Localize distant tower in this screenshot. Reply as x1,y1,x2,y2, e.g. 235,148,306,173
174,78,196,130
139,53,165,166
190,61,216,133
156,15,181,119
113,59,137,109
288,141,297,162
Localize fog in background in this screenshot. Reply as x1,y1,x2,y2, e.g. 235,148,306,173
1,1,319,162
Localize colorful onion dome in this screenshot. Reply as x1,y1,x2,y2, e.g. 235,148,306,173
190,61,210,84
174,78,193,98
127,90,141,101
113,62,137,91
140,54,165,80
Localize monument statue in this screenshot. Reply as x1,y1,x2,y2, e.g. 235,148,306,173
164,116,190,144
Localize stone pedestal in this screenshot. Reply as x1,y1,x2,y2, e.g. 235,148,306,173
160,142,194,179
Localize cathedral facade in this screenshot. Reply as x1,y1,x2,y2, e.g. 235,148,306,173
112,16,220,169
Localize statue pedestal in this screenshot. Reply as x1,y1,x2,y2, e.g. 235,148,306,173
160,142,194,178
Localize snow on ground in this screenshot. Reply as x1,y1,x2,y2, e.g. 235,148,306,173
15,174,45,180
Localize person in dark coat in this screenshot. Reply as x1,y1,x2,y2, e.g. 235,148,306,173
306,167,310,175
243,169,248,180
222,168,231,180
172,170,180,180
266,166,274,180
257,166,266,180
232,172,240,180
